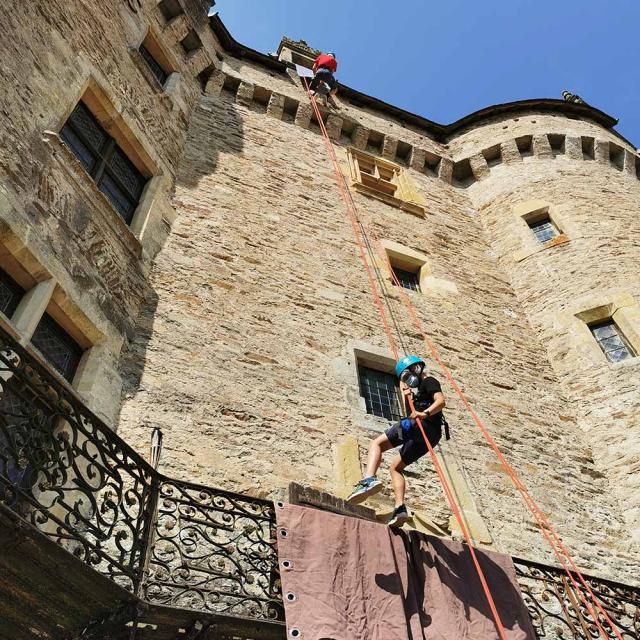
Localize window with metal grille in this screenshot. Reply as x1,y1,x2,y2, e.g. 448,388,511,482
392,266,420,292
0,268,24,318
528,216,559,244
60,102,147,224
31,313,84,382
590,320,636,363
359,366,403,421
139,43,169,86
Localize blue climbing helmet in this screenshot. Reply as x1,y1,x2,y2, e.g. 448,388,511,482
395,355,425,379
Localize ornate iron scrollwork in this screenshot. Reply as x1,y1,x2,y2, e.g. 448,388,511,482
142,479,284,621
513,557,640,638
0,329,155,591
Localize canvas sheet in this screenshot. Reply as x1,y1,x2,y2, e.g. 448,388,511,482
276,503,536,640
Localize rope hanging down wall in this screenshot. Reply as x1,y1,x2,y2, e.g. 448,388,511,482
301,75,624,640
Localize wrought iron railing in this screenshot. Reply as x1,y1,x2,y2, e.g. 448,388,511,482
0,322,637,636
141,477,283,621
0,324,283,621
514,558,640,639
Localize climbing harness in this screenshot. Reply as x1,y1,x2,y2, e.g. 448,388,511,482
301,75,624,639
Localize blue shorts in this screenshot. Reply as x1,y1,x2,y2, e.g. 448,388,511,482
385,419,442,466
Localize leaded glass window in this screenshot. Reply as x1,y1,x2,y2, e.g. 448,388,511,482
139,43,169,86
528,217,558,244
60,102,148,224
590,321,635,363
0,269,24,318
359,366,403,421
31,314,84,382
392,266,420,292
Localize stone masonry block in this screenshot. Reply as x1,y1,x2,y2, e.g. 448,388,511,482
623,150,637,177
469,153,490,180
381,136,398,160
500,138,521,164
565,135,583,160
162,14,191,43
438,157,453,183
409,147,426,171
595,139,610,164
204,69,225,96
325,114,343,141
266,93,285,119
533,134,553,158
351,125,369,150
235,81,254,107
294,102,312,129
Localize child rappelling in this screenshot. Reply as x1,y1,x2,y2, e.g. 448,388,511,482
347,355,447,527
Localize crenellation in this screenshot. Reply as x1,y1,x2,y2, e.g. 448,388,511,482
595,138,610,164
325,114,344,141
266,92,285,119
235,80,255,107
381,135,398,160
565,135,583,160
408,146,426,173
469,153,490,180
533,133,554,158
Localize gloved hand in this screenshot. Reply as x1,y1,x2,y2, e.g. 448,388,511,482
400,418,413,433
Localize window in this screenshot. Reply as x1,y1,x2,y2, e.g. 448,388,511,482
0,268,24,318
157,0,184,21
31,313,84,382
392,266,420,292
139,43,169,86
589,320,635,363
347,148,426,216
180,30,202,55
526,214,559,244
60,102,148,224
359,365,403,421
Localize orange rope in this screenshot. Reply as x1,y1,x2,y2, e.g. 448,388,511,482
383,257,620,639
302,77,623,639
303,78,508,640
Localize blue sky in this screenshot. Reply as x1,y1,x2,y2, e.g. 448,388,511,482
216,0,640,146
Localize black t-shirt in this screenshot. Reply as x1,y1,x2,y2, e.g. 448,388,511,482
410,376,443,425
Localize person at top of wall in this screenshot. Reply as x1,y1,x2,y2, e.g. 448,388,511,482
346,355,447,527
309,51,338,105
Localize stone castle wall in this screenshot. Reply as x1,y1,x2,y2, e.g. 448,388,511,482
0,0,217,421
117,50,640,583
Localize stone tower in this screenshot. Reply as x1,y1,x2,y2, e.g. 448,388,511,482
115,17,640,582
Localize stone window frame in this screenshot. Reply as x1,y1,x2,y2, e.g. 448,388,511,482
377,240,458,296
512,200,576,262
48,76,167,248
131,26,182,99
573,299,640,368
341,341,401,433
347,148,426,217
0,227,108,399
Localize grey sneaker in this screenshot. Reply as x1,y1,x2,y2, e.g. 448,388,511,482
346,477,383,504
388,505,411,528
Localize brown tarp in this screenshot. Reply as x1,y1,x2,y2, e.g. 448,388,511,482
276,503,536,640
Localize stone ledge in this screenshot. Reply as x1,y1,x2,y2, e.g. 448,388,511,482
287,482,377,521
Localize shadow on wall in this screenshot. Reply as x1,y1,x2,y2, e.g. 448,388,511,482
177,79,245,188
117,79,245,437
118,287,159,413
